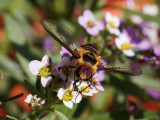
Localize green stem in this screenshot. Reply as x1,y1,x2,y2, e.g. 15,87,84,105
87,34,91,44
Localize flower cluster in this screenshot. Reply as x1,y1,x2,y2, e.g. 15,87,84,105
24,94,45,109
27,46,105,109
78,8,160,60
57,48,105,109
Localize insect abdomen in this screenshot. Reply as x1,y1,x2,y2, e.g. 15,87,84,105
83,52,97,65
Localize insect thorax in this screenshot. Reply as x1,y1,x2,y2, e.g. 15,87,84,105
76,44,101,74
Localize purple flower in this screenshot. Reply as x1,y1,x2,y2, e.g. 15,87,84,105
126,27,142,44
60,47,72,57
43,37,57,53
78,9,105,36
92,70,105,91
125,27,152,51
136,40,152,51
146,88,160,100
97,71,105,82
101,59,107,68
153,44,160,56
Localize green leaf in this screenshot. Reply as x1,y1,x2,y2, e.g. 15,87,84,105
16,52,36,84
41,112,56,120
54,110,68,120
4,13,26,46
0,53,24,81
24,80,42,98
55,104,78,119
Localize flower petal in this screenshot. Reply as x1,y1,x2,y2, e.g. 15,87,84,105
105,12,112,22
57,88,66,100
41,76,52,87
65,81,73,89
82,92,93,96
42,55,50,65
63,100,73,109
60,47,72,57
153,44,160,56
97,71,105,82
29,60,43,75
83,9,95,21
72,91,82,103
60,57,70,66
137,40,152,51
108,27,120,36
86,27,99,36
24,94,33,103
58,69,66,80
95,21,105,31
78,16,88,28
115,37,122,50
96,83,104,91
40,100,45,105
123,49,135,57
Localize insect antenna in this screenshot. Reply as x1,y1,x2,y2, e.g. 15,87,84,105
0,93,24,105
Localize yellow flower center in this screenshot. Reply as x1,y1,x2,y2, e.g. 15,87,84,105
62,90,73,101
62,65,73,76
92,79,98,86
30,97,40,108
87,21,95,28
39,65,54,78
121,42,131,50
81,86,90,93
109,21,116,28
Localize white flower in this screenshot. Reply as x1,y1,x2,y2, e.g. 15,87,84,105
143,4,158,16
24,94,45,109
130,15,143,24
143,22,159,46
77,81,98,96
115,31,135,57
58,57,76,82
57,84,82,109
29,55,53,87
126,0,135,10
105,12,120,36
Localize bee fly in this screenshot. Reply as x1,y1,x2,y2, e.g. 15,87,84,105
75,44,101,80
41,19,142,83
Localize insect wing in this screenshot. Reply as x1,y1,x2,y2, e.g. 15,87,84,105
41,19,78,57
101,55,142,76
